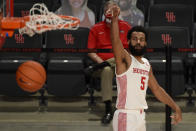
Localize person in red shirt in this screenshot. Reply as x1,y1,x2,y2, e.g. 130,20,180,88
87,1,131,124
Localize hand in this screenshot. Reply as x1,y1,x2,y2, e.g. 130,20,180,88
105,5,120,19
111,5,120,18
84,61,111,76
170,108,182,125
102,61,111,67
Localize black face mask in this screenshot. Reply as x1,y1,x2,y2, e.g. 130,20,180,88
128,42,147,56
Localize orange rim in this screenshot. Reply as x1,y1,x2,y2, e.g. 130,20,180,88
0,15,80,37
34,15,80,31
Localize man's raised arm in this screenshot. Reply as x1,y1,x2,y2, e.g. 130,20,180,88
110,6,126,64
110,6,131,74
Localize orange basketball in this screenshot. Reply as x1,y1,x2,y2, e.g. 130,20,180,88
16,60,46,93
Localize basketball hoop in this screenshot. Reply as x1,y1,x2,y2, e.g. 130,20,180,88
0,3,80,37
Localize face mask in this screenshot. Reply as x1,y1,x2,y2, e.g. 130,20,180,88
104,9,112,24
105,18,112,23
128,42,146,56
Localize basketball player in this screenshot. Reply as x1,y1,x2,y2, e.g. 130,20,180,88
110,5,182,131
87,1,131,124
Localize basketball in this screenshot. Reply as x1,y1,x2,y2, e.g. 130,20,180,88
16,60,46,93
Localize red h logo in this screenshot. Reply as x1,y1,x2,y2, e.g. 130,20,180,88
165,12,176,23
21,10,29,17
64,34,74,45
15,34,24,44
161,34,172,45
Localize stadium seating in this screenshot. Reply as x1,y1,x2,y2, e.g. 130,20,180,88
45,27,90,97
146,26,190,96
148,4,194,45
12,0,61,17
2,0,196,103
148,3,196,102
152,0,196,22
0,30,43,96
11,0,44,17
136,0,153,23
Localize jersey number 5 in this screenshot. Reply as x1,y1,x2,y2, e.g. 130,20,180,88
140,76,146,90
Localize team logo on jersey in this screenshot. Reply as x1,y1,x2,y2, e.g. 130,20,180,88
133,68,149,76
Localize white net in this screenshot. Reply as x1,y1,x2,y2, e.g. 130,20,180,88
19,3,80,36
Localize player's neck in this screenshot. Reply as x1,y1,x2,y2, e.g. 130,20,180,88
134,56,144,64
134,56,142,60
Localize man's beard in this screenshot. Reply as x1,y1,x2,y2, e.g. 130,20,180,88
128,43,146,56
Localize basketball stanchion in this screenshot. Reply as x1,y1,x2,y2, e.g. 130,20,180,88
165,43,172,131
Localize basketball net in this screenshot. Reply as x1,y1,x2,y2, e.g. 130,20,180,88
19,3,80,36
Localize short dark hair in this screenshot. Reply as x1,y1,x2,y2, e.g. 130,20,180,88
127,26,148,41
